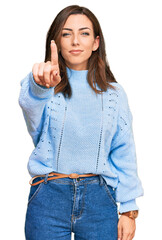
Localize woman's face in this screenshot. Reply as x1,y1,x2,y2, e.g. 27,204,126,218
60,14,99,70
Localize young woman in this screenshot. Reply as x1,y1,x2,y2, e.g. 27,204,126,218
19,5,143,240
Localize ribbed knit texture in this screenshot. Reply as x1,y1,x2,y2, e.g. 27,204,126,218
19,68,143,213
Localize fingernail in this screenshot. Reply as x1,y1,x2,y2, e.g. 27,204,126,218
51,40,55,44
46,83,50,88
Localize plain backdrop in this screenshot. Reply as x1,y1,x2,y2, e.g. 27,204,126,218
0,0,162,239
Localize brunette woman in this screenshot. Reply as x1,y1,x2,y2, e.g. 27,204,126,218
19,5,143,240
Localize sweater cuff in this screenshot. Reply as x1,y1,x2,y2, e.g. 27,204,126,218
29,72,54,99
119,199,139,213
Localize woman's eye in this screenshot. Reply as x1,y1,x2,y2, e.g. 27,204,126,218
81,32,90,36
62,33,70,37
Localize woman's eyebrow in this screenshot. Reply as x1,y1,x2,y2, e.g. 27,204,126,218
62,28,73,31
62,27,91,31
79,27,91,31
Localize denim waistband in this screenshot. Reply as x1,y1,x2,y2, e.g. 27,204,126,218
34,173,105,186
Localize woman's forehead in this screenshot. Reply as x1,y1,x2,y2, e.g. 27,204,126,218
63,14,93,30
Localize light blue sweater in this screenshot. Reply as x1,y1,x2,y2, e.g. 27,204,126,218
19,68,143,213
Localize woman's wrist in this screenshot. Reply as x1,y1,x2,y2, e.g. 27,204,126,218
119,210,139,220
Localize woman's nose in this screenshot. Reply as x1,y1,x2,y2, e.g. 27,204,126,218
72,34,80,46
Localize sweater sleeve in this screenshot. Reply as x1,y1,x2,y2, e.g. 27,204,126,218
109,84,144,213
18,72,54,145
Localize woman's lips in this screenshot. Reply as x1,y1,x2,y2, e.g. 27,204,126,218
69,50,83,54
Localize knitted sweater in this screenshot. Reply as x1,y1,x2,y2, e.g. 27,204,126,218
19,67,143,213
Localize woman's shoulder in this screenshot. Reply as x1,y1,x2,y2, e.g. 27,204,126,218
104,82,131,120
106,82,129,102
109,81,126,92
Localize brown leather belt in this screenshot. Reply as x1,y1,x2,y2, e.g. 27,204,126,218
29,172,99,186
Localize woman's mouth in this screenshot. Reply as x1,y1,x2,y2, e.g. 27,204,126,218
69,50,84,55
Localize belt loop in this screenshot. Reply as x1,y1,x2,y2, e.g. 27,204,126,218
99,175,104,186
44,173,49,184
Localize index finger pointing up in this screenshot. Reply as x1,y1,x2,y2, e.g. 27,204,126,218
51,40,59,66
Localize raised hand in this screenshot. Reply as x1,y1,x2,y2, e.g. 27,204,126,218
32,40,61,88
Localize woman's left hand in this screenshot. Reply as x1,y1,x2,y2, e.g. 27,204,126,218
118,215,136,240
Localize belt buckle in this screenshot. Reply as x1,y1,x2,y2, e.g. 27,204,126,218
68,173,80,179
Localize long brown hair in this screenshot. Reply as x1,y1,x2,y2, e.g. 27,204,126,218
45,5,117,98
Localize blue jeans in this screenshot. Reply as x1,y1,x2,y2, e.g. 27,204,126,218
25,174,118,240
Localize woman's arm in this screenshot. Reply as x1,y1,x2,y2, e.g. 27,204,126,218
19,41,61,145
109,84,144,212
109,85,143,240
19,72,54,145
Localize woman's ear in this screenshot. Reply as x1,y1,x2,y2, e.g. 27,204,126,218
92,36,100,51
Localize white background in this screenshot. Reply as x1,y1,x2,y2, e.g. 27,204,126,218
0,0,161,239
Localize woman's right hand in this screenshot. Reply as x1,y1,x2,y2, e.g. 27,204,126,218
32,40,61,88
